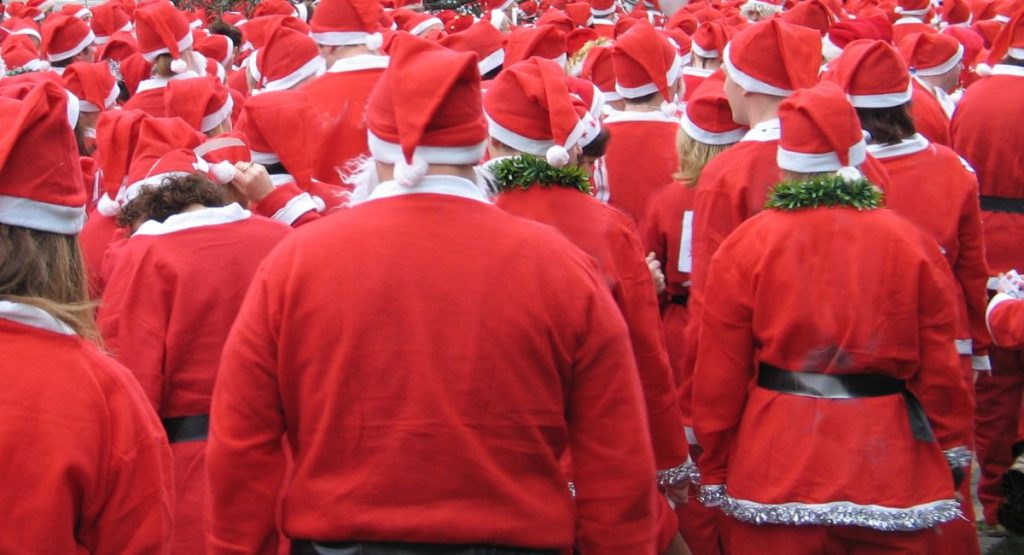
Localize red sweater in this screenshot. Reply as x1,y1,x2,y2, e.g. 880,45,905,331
910,79,952,148
207,176,660,554
951,65,1024,274
0,301,174,553
99,205,289,554
603,110,681,225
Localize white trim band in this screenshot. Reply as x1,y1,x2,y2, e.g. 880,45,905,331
592,5,617,16
201,96,234,133
777,139,867,173
251,150,281,165
254,56,325,94
479,48,505,74
409,17,443,36
271,192,319,225
723,42,793,97
0,194,87,235
691,41,719,59
311,30,373,46
615,53,683,99
141,31,194,62
680,111,746,145
367,132,487,165
328,53,390,73
912,44,964,76
848,82,914,108
47,29,96,62
485,113,589,156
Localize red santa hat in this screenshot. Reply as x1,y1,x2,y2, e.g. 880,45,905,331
194,131,251,166
62,61,118,112
2,18,42,44
94,109,150,215
98,31,138,62
439,20,506,75
252,26,325,94
987,5,1024,62
504,25,569,66
681,70,748,144
565,2,595,26
4,3,43,23
537,9,578,33
57,3,92,20
942,0,975,25
822,15,893,59
777,80,867,175
825,39,912,107
591,0,619,17
135,1,194,73
253,0,310,22
118,53,152,95
164,76,233,133
566,27,601,58
899,31,965,75
691,20,731,59
236,90,321,189
124,117,208,201
393,10,444,36
41,14,95,62
0,80,85,234
942,25,985,68
995,0,1023,21
310,0,384,48
666,10,700,33
781,0,837,35
366,32,488,187
196,33,234,68
896,0,933,18
1,34,48,71
612,22,684,106
484,57,589,166
724,19,822,96
580,44,622,101
90,3,133,45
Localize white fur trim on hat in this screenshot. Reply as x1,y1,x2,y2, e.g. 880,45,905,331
821,36,844,62
78,82,120,112
409,17,443,36
311,30,376,46
479,48,505,74
615,52,684,99
723,42,793,96
680,111,747,145
251,150,281,164
367,131,487,165
1009,47,1024,60
592,4,617,16
847,81,914,108
141,31,194,62
254,56,325,94
777,139,867,173
913,43,964,76
201,95,234,133
47,30,96,62
691,41,720,59
0,194,86,234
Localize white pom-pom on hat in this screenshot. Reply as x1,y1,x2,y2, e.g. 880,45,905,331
546,144,570,168
366,32,384,51
210,161,236,185
835,166,863,182
660,100,678,116
170,58,188,73
975,63,993,77
395,155,428,188
96,193,121,217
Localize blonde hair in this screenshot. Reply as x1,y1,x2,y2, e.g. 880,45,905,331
0,224,99,342
673,129,735,186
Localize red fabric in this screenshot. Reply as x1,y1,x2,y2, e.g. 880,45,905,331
990,297,1024,348
98,214,290,554
495,185,688,470
300,63,385,186
727,520,931,554
79,210,126,297
603,115,680,225
693,206,972,508
951,71,1024,275
123,85,168,117
253,181,323,227
975,347,1024,523
910,79,952,147
207,191,661,554
0,317,174,552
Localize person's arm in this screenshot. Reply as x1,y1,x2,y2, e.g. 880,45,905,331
232,163,321,228
206,260,288,555
952,177,992,371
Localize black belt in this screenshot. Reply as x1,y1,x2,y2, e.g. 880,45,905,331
980,195,1024,214
757,363,935,442
669,292,689,306
161,414,209,443
291,541,557,555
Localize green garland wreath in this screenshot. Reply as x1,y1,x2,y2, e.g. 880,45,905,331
766,174,884,211
491,155,592,195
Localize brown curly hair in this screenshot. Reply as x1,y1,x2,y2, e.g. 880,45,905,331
117,173,228,228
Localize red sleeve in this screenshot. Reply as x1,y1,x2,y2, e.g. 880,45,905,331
569,262,661,555
952,175,992,363
207,259,287,555
253,183,322,228
987,295,1024,349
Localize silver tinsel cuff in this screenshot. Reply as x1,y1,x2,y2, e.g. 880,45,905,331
698,485,727,507
719,497,963,532
944,446,973,468
658,460,701,487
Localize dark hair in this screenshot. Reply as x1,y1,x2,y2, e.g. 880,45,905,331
117,173,228,228
1001,55,1024,68
855,103,916,146
209,19,243,50
482,65,503,81
624,91,661,105
51,56,74,69
581,127,611,158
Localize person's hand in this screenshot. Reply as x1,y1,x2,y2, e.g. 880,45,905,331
648,252,667,295
665,483,689,505
231,162,274,203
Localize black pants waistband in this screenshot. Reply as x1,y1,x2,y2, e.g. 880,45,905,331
291,541,558,555
669,292,689,306
161,414,209,443
757,363,934,442
980,195,1024,214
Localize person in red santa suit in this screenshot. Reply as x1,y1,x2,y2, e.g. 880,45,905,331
206,33,662,555
482,56,690,555
0,79,174,554
693,80,974,554
640,70,746,555
98,151,290,554
952,7,1024,529
303,0,390,187
603,21,686,226
827,37,988,555
891,31,959,147
900,32,967,122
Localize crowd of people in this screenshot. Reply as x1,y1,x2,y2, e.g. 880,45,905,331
1,0,1024,552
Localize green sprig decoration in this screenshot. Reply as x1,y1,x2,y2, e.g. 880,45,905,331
766,174,883,211
491,155,592,194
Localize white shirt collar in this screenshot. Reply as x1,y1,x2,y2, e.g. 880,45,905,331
366,175,491,205
741,118,781,142
866,133,931,159
133,203,252,237
0,300,75,336
991,64,1024,78
135,70,201,93
328,54,390,74
603,109,681,124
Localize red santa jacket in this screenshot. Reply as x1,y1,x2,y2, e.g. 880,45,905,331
910,78,953,148
301,54,389,186
602,110,681,225
0,301,174,553
123,77,171,117
868,134,990,370
495,184,688,470
206,176,661,554
988,294,1024,348
694,201,973,530
951,64,1024,275
80,209,127,297
98,205,290,554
